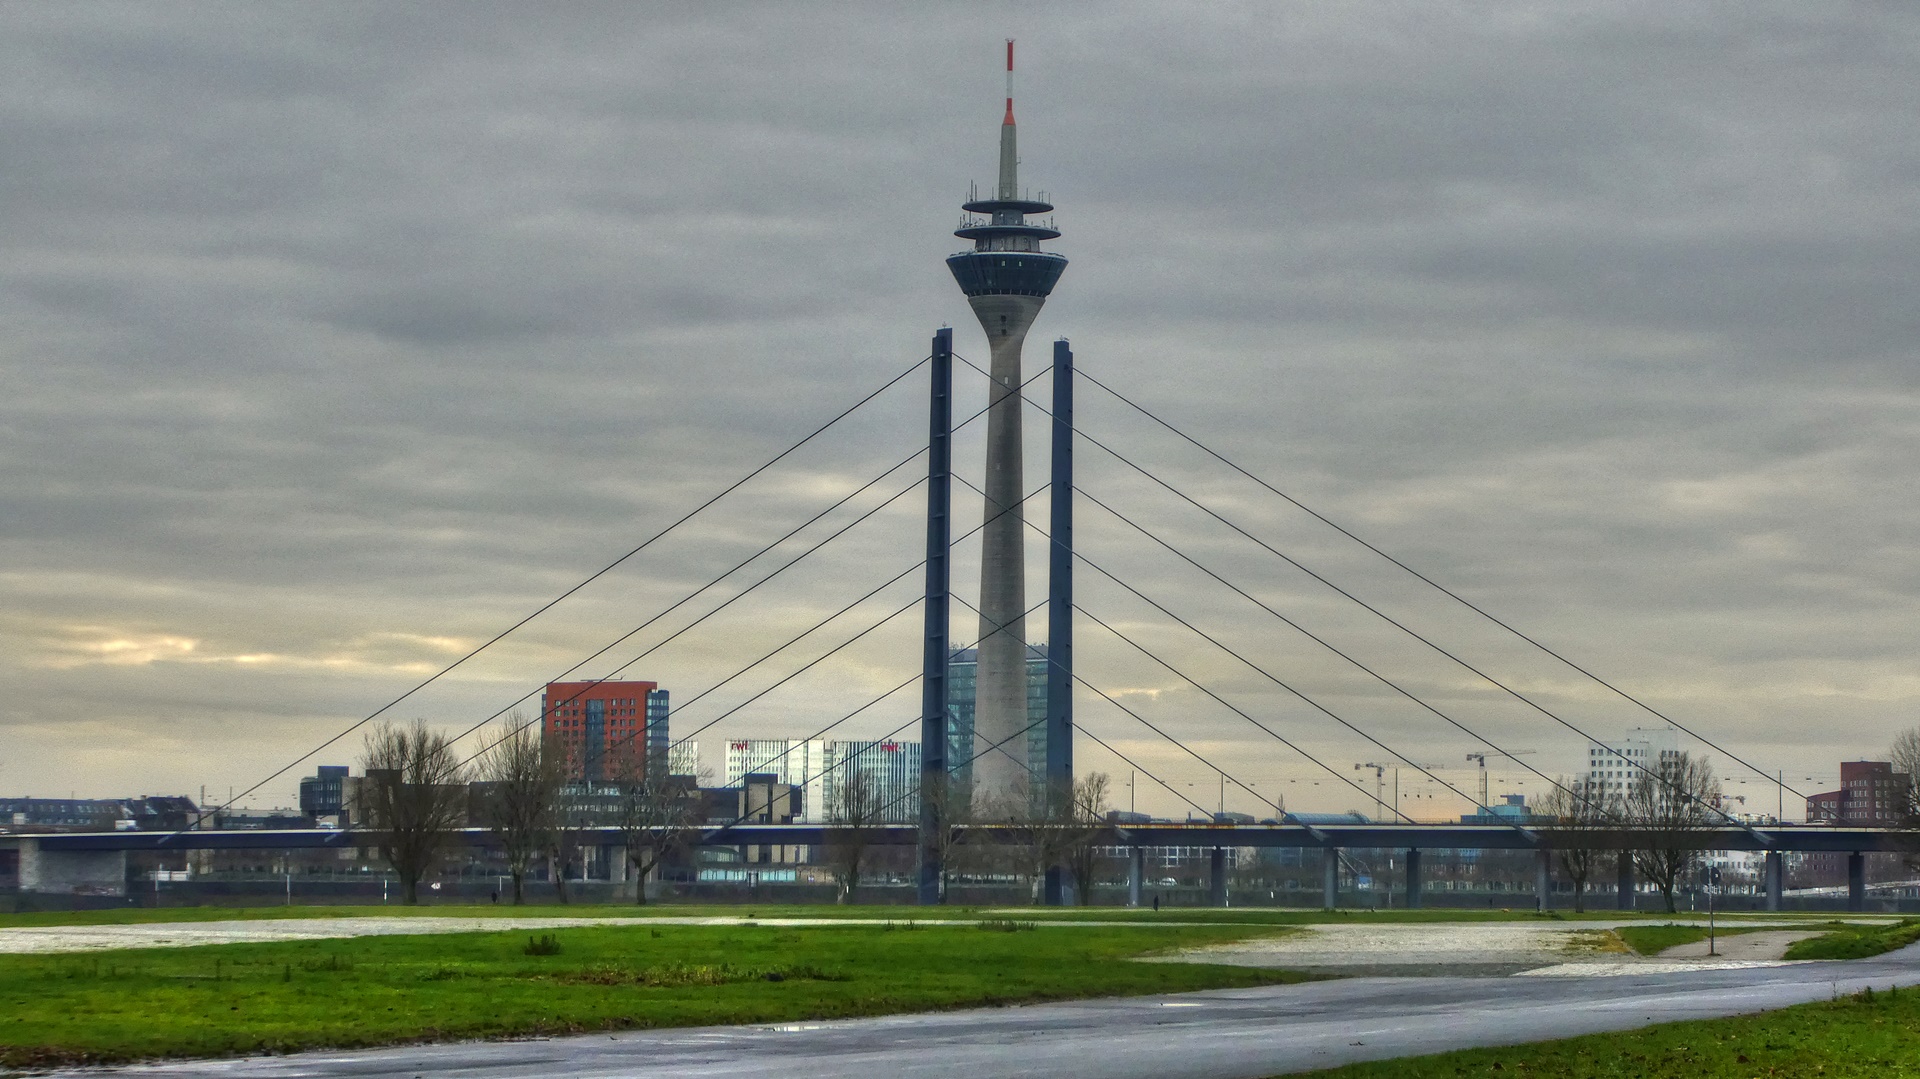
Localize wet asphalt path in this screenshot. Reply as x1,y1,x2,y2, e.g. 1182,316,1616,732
51,944,1920,1079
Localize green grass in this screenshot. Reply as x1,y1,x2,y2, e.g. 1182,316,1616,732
1287,985,1920,1078
1613,923,1776,956
1784,919,1920,961
6,902,1871,931
0,921,1312,1068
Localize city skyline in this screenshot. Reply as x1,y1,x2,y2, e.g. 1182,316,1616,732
4,5,1919,820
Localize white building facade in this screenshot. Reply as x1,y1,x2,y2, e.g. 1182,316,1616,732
724,738,922,823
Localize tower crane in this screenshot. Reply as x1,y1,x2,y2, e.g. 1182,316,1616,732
1465,750,1535,810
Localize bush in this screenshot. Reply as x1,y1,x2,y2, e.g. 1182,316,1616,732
523,934,563,956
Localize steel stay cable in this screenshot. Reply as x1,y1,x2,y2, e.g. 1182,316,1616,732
460,363,1058,774
709,597,1048,840
958,355,1741,831
1066,481,1584,825
453,468,928,772
495,482,1056,783
947,590,1280,820
168,352,932,839
1077,481,1717,828
947,470,1419,823
1078,368,1805,801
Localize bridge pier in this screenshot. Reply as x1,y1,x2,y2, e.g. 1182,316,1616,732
1848,852,1866,912
1323,849,1339,911
1615,850,1634,910
17,838,127,897
1404,848,1422,909
1764,850,1782,912
1209,847,1227,908
1535,849,1552,913
1128,847,1144,908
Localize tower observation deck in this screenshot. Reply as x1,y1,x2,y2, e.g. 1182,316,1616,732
946,40,1066,812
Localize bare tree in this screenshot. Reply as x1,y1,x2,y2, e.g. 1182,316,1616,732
613,768,705,905
825,755,885,904
1889,728,1920,870
359,720,469,905
1625,752,1720,913
1537,777,1619,914
1061,772,1113,906
474,716,560,905
918,772,976,904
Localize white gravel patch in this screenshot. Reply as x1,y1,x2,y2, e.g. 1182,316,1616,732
0,916,668,954
1517,959,1799,977
1155,922,1600,968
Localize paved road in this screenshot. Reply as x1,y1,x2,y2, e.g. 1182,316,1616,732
55,944,1920,1079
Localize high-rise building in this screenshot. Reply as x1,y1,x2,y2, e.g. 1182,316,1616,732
946,41,1067,811
724,738,922,823
1807,761,1913,825
1584,727,1681,799
541,681,668,782
946,645,1048,800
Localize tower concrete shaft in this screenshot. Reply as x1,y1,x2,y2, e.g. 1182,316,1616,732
969,293,1042,810
946,40,1066,812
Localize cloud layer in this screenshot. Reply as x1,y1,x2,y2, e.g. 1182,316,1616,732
3,2,1916,818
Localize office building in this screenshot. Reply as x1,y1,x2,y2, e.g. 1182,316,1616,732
542,680,669,782
1807,761,1913,825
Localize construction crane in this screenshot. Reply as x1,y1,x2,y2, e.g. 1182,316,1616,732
1355,762,1389,820
1465,750,1536,810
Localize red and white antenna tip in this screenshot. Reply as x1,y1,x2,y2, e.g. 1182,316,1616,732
1003,39,1015,124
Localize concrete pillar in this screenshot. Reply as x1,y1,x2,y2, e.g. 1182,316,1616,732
18,838,128,897
1127,847,1144,908
1209,847,1227,908
1848,852,1866,913
1616,850,1634,911
1764,850,1782,913
609,845,628,884
1404,848,1422,910
1323,848,1339,911
1535,849,1552,913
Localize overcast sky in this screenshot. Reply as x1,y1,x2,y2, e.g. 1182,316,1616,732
4,2,1917,821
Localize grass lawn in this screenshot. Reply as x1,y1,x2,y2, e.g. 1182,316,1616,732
1613,922,1778,956
0,920,1313,1069
1,902,1867,930
1288,985,1920,1078
1786,919,1920,960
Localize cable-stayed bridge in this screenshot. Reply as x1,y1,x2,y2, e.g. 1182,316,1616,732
4,333,1906,914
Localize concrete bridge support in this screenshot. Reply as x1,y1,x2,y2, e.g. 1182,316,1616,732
1535,849,1552,913
1127,847,1144,908
1209,847,1227,908
1404,848,1422,910
1764,851,1782,913
1848,852,1866,913
1323,849,1339,911
18,838,127,897
1616,851,1634,911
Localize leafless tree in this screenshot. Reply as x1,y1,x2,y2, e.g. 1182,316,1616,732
1624,752,1721,913
613,765,706,905
1061,772,1113,905
359,720,469,905
918,772,977,904
1889,728,1920,869
1536,777,1620,914
474,716,560,904
826,755,885,904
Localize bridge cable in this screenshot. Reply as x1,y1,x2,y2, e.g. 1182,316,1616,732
949,471,1429,823
1079,367,1806,802
958,355,1755,832
455,362,1057,774
171,354,932,835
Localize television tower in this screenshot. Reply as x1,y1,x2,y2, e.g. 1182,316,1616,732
947,40,1067,810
